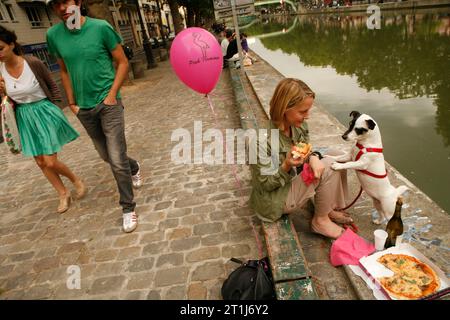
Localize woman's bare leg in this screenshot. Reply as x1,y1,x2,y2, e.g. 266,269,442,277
34,155,68,196
44,154,86,199
42,154,78,183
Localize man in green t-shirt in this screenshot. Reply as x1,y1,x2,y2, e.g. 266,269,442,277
46,0,141,233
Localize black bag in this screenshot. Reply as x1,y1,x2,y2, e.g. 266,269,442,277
123,45,134,60
221,257,276,300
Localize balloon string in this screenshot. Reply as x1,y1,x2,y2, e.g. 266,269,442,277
208,92,227,103
205,94,217,117
206,94,244,204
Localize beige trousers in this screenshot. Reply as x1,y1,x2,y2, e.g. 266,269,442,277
283,151,349,216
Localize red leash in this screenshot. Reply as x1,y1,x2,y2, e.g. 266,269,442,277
333,186,363,233
337,186,363,211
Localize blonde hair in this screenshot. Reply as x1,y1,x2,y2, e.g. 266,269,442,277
269,78,315,131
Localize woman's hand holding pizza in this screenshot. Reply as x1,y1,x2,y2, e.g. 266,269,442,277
282,146,305,173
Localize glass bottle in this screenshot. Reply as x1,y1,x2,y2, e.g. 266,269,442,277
385,197,404,248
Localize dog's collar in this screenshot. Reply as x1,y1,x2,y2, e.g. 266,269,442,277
355,143,388,179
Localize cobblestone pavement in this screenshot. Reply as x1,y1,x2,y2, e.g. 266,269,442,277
0,61,263,299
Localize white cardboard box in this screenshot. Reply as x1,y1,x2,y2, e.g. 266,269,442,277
356,243,450,300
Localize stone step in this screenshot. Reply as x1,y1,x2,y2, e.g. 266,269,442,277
242,49,450,300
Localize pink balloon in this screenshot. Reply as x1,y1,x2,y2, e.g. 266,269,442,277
170,27,223,94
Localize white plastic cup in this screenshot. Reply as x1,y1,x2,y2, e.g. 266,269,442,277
374,229,388,251
395,235,403,247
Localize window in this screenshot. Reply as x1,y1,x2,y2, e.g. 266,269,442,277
5,4,15,20
22,44,59,72
25,6,43,27
0,2,8,21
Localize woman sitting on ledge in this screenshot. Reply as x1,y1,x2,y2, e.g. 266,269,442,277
249,78,352,239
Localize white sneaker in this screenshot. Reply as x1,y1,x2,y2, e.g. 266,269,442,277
122,212,138,233
132,161,143,189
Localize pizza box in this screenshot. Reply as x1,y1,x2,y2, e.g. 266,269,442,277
358,243,450,300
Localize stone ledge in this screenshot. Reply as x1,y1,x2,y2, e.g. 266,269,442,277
238,49,450,300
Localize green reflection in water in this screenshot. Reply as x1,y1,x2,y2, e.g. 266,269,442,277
246,11,450,212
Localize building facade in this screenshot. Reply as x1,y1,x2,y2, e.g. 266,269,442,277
2,0,60,71
3,0,181,71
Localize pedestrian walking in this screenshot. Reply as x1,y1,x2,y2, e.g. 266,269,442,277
46,0,142,233
0,26,85,213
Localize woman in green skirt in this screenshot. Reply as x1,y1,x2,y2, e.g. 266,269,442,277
0,26,85,213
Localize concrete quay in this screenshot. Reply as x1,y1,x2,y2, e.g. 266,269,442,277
235,51,450,300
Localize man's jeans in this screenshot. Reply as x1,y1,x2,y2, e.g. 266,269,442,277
76,99,138,213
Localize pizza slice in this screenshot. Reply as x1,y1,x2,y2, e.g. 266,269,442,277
378,254,414,274
377,254,440,300
379,275,422,299
292,142,312,159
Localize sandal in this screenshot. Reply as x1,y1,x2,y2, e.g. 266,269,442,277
57,192,71,214
73,179,86,200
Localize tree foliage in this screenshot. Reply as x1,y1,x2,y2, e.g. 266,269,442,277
178,0,214,27
84,0,115,28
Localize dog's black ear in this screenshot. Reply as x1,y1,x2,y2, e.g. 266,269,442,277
366,119,376,130
349,111,361,119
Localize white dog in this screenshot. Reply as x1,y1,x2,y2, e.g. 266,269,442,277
329,111,408,224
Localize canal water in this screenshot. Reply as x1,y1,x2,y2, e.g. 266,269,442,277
245,9,450,213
